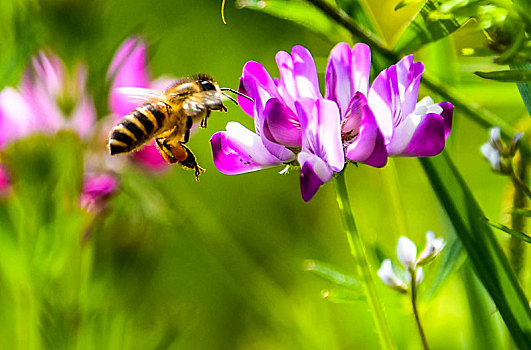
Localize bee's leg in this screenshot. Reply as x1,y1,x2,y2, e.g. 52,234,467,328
176,143,205,181
156,138,205,181
155,138,178,163
200,110,211,129
183,116,193,143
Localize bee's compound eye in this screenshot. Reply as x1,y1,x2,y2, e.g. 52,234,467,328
200,80,216,91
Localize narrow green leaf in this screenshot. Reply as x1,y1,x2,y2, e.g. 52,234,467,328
510,63,531,116
394,0,467,54
426,233,466,300
303,259,359,289
474,69,531,83
333,0,391,72
461,264,503,350
487,220,531,244
394,0,422,11
420,152,531,348
335,0,377,33
237,0,350,43
321,287,364,303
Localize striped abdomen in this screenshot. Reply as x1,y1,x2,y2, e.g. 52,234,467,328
108,102,168,155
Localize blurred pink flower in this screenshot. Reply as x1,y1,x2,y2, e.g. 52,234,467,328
0,50,118,210
107,36,171,170
80,173,119,213
0,51,96,145
0,165,11,197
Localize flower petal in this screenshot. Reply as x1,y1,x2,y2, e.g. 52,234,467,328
262,98,301,147
417,231,445,265
377,259,408,292
368,66,396,143
416,267,424,285
350,43,371,97
70,96,96,139
326,43,371,118
291,45,321,99
108,37,151,117
133,141,168,171
210,122,292,175
397,236,417,269
0,88,35,147
276,46,321,103
298,152,333,202
80,173,119,213
388,112,446,157
296,98,344,172
481,142,501,171
438,101,453,140
326,42,353,117
344,94,388,167
396,55,424,118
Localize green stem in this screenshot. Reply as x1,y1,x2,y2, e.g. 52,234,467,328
335,170,396,350
304,0,522,145
410,268,430,350
510,170,531,201
509,154,528,280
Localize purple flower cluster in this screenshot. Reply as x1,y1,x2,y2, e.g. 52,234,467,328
211,43,453,201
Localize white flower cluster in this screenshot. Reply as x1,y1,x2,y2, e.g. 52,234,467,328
481,126,523,174
378,231,445,293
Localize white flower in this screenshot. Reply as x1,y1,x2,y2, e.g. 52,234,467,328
397,236,417,269
377,259,407,293
417,231,446,266
480,142,501,172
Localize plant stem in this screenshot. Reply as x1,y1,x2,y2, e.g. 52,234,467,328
410,268,430,350
335,170,396,350
304,0,522,145
510,170,531,201
509,153,528,280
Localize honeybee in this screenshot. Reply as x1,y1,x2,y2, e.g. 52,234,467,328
108,74,249,180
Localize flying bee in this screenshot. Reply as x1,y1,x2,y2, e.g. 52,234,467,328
108,73,251,180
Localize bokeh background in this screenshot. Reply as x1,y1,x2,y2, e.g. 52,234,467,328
0,0,528,349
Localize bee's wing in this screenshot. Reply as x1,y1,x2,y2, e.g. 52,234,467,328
182,91,223,115
115,87,165,105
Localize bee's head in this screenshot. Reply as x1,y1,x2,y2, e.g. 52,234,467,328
196,73,220,92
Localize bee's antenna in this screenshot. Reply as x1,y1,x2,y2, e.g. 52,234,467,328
220,88,254,102
221,92,239,105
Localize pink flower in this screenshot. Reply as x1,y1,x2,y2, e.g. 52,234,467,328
325,43,387,167
368,55,453,157
0,50,118,210
107,36,171,170
0,51,96,146
212,43,454,202
0,165,11,197
80,173,119,213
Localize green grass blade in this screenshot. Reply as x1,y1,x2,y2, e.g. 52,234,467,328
303,259,360,289
394,0,467,54
510,63,531,115
425,232,466,300
461,264,503,350
238,0,350,43
486,220,531,244
419,152,531,348
474,69,531,83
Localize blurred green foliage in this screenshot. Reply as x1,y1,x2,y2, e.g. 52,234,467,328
0,0,530,349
